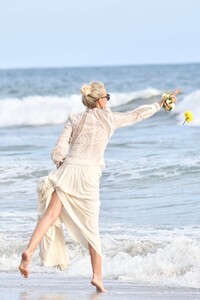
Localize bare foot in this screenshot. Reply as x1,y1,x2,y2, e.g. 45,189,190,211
91,276,106,293
19,251,31,278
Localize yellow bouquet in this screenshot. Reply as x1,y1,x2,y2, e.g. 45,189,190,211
162,88,181,112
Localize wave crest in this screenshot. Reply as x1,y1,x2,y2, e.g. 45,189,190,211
176,90,200,126
0,88,161,127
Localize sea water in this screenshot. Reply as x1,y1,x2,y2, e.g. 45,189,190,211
0,64,200,288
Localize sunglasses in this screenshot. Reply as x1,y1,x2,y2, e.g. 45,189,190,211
89,93,110,101
98,94,110,101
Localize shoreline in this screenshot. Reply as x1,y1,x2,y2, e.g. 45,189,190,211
1,272,200,300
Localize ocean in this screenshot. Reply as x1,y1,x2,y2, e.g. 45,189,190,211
0,64,200,296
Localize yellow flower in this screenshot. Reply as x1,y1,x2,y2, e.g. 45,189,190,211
183,111,194,125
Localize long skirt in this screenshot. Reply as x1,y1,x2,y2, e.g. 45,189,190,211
37,163,102,270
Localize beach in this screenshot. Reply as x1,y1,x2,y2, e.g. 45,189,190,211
1,272,200,300
0,64,200,298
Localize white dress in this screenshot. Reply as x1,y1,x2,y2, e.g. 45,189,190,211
37,103,161,269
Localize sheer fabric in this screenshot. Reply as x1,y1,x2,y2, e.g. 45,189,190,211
51,103,161,168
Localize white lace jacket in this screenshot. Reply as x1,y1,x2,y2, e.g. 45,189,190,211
51,103,161,168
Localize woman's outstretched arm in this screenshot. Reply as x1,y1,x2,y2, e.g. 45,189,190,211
112,89,180,129
112,102,162,129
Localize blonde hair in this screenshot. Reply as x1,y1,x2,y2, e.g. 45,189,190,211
81,81,105,109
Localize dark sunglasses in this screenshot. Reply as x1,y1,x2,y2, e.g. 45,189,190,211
99,94,110,101
89,93,110,101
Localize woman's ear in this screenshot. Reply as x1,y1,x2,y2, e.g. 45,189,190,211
98,99,104,109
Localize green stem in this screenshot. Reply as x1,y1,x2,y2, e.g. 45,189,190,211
183,118,188,125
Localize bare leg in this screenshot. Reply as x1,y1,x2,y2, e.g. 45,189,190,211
89,243,106,292
19,191,62,278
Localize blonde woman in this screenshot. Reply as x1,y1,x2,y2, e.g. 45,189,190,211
19,82,178,292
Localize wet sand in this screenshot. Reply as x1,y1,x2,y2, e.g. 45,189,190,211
1,272,200,300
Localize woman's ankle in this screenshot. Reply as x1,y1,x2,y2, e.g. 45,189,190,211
92,274,102,280
22,249,33,259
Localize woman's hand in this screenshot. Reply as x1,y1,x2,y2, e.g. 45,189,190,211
159,88,182,108
57,158,66,169
170,88,182,103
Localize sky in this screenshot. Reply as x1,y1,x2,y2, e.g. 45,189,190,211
0,0,200,69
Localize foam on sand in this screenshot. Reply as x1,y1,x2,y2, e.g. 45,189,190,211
1,232,200,289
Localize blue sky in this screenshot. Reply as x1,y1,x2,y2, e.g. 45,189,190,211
1,0,200,68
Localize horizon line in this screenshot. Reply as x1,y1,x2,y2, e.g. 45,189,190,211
0,61,200,71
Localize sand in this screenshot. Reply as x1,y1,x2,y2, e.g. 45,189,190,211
0,272,200,300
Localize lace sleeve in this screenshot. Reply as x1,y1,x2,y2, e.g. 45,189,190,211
112,103,161,129
51,114,73,167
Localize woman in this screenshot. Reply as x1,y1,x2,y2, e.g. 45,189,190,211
19,82,178,292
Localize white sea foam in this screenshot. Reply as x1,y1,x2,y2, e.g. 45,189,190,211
175,90,200,126
0,95,81,127
0,88,161,127
1,232,200,288
109,87,161,107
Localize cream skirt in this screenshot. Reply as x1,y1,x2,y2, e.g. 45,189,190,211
37,163,102,270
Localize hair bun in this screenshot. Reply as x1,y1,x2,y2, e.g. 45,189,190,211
80,81,105,109
81,85,90,97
